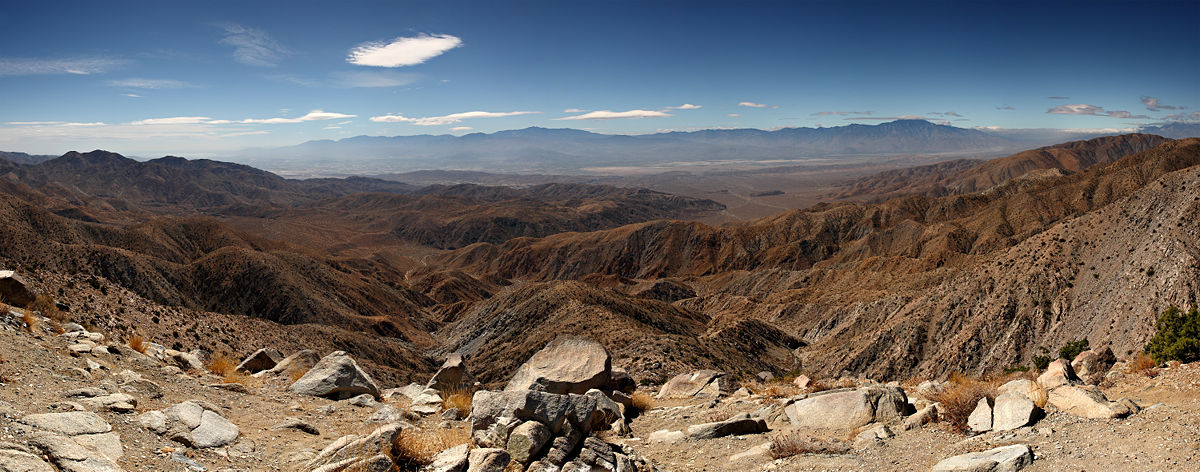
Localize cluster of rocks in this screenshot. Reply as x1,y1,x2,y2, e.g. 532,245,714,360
433,336,652,472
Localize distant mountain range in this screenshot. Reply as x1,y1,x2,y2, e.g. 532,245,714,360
237,119,1026,174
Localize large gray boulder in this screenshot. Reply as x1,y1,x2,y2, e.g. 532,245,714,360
0,270,35,307
469,390,597,438
235,348,282,374
261,349,321,377
505,337,611,395
428,353,476,393
289,351,381,400
1071,348,1116,385
993,392,1039,431
931,444,1034,472
467,448,511,472
657,370,738,399
507,420,552,464
19,412,111,436
0,449,55,472
968,398,992,433
785,385,910,430
139,401,239,448
997,379,1048,408
685,413,768,439
1036,359,1079,389
18,411,123,472
305,423,404,471
1047,385,1132,419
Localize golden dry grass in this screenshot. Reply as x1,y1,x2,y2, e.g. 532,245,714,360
929,373,1001,433
206,353,249,384
387,426,470,468
630,391,655,412
288,367,310,384
21,309,36,333
768,433,849,459
128,334,148,354
440,386,474,412
1129,353,1158,377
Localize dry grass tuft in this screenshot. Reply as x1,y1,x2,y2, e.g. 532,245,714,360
441,386,474,412
388,426,470,468
206,353,248,384
768,433,849,459
21,309,36,333
288,367,310,384
128,334,148,354
1128,353,1158,377
630,391,655,412
929,373,1000,433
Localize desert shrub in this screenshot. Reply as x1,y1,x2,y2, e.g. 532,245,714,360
1127,353,1158,377
1144,305,1200,363
768,433,849,459
26,294,65,334
288,367,310,384
929,373,999,433
21,309,36,333
206,353,247,384
388,426,470,468
1031,354,1052,370
1003,365,1030,375
440,386,474,412
1059,338,1090,361
629,391,655,413
127,334,147,354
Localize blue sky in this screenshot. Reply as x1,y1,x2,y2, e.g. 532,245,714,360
0,0,1197,156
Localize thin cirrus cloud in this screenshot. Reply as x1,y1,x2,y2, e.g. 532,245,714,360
0,57,129,76
1047,104,1148,119
666,104,702,110
347,33,462,67
241,110,356,124
219,23,290,67
1141,96,1180,112
738,101,770,108
811,111,872,116
846,114,929,121
556,110,672,120
131,116,214,125
370,110,538,126
563,108,586,113
5,121,105,127
107,78,194,89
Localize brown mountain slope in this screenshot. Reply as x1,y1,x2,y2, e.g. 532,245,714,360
833,134,1171,200
436,138,1200,379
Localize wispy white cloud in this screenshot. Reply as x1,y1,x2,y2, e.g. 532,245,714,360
242,110,356,124
219,23,290,67
347,33,462,67
1141,96,1180,112
107,78,194,89
451,126,473,131
563,108,586,113
370,110,537,125
221,130,270,137
556,109,671,120
1047,104,1148,119
122,93,142,98
727,113,741,117
738,101,769,108
928,111,964,117
666,104,702,110
332,71,421,88
5,121,105,127
811,110,872,116
0,57,128,76
1158,111,1200,122
131,117,214,125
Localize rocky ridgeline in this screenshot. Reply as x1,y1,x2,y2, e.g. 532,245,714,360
0,301,1170,472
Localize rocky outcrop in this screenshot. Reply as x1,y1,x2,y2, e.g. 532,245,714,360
289,351,381,400
997,379,1048,408
931,444,1034,472
139,401,239,448
235,348,282,374
685,413,768,439
505,337,611,395
785,385,910,430
968,398,993,433
0,270,34,306
1036,359,1080,389
428,352,476,393
657,370,737,399
992,392,1039,431
1047,385,1134,419
17,412,123,471
1071,348,1117,385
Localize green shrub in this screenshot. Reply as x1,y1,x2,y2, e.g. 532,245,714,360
1059,338,1090,361
1003,365,1030,374
1031,354,1052,370
1144,305,1200,363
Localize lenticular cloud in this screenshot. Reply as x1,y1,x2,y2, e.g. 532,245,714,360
347,34,462,67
